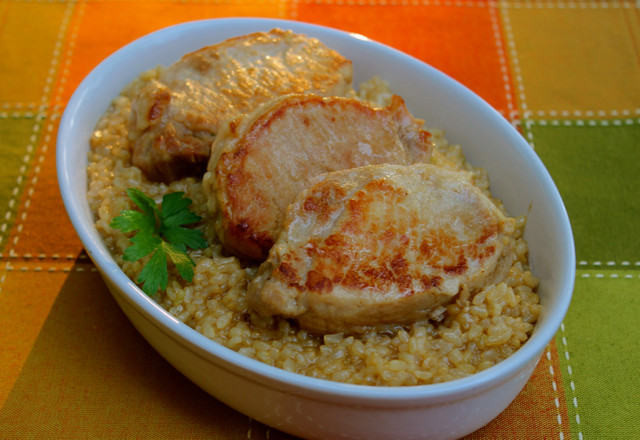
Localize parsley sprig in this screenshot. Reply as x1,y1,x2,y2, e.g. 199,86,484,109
110,188,208,296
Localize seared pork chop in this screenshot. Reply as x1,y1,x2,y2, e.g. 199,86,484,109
205,94,433,261
128,29,353,182
248,164,517,334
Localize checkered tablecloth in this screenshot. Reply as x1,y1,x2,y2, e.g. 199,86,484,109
1,1,639,438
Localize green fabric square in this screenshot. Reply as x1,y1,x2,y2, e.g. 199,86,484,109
530,123,640,264
0,116,38,251
559,271,640,438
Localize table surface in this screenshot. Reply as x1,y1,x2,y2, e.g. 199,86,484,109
1,1,639,439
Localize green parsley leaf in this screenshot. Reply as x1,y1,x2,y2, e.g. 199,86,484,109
127,188,158,219
122,230,161,263
110,189,207,296
137,246,169,298
110,210,155,233
159,192,208,252
160,192,198,226
161,240,197,282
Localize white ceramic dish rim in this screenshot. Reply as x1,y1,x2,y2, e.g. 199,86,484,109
57,17,575,406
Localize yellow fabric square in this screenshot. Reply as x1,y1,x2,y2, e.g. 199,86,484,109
0,1,69,104
506,7,640,115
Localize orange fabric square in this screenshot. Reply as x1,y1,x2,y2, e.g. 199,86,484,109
295,2,515,116
7,117,84,258
57,1,286,106
0,262,71,408
467,340,571,438
505,6,640,115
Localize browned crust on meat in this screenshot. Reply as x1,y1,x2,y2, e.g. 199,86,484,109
269,177,499,299
247,164,516,334
211,94,433,261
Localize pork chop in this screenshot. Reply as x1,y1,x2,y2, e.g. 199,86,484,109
247,163,517,334
205,94,433,261
128,29,353,182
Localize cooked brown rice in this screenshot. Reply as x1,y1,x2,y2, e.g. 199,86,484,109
87,72,541,386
